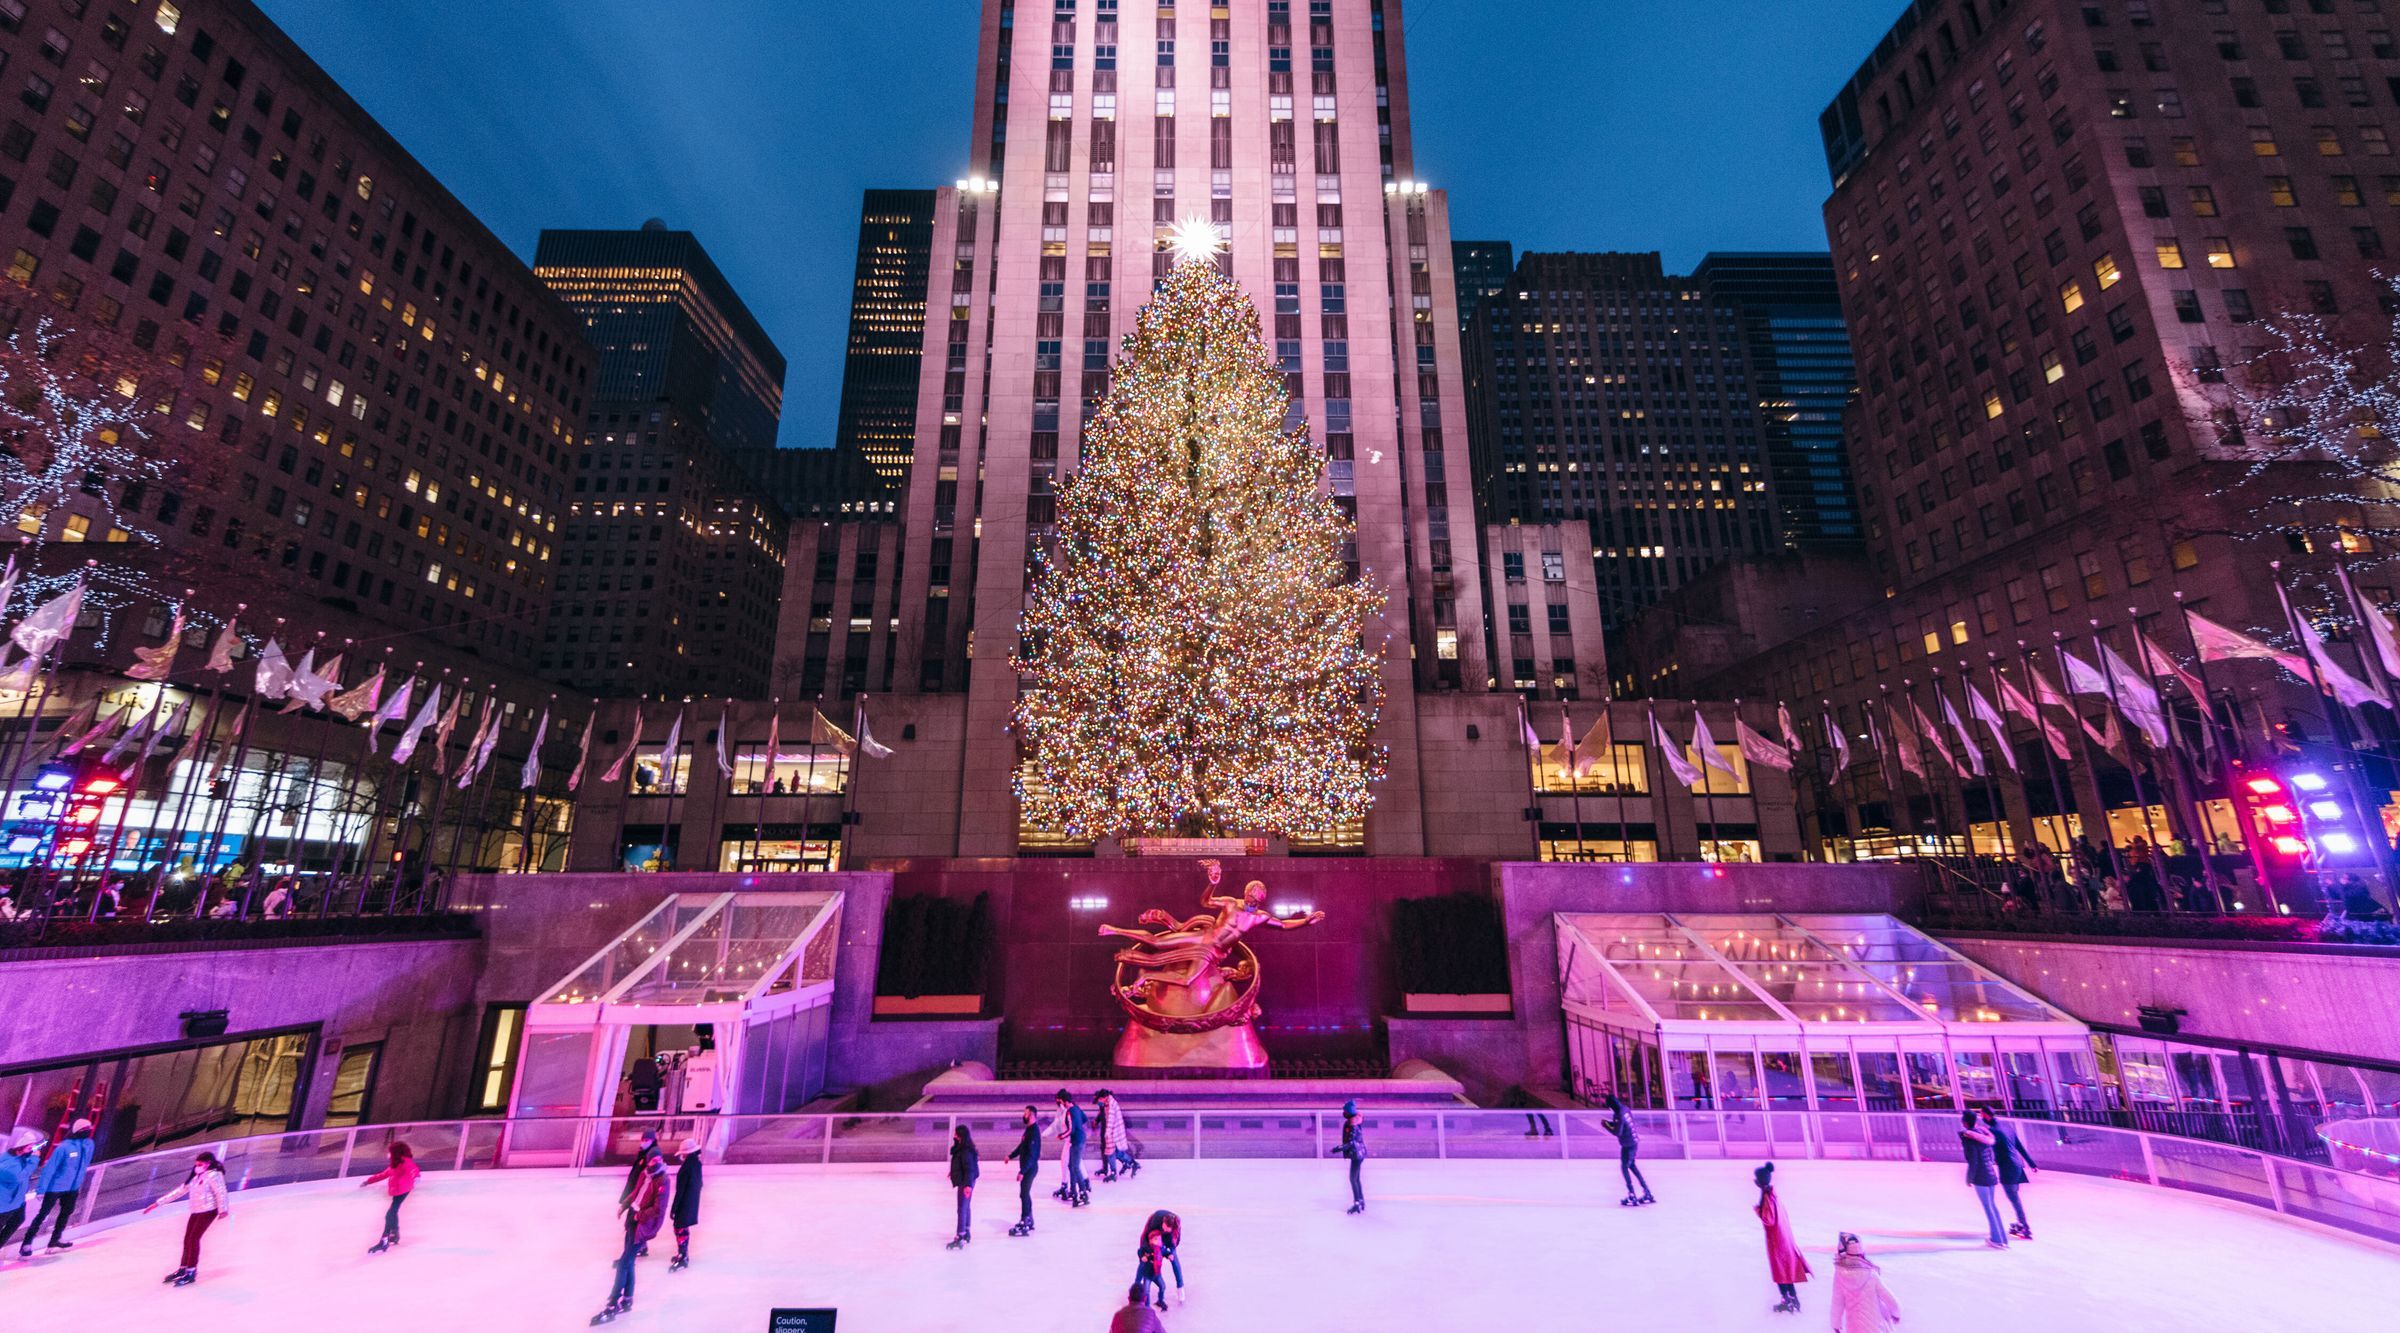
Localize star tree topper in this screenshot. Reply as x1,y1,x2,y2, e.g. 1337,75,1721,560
1167,216,1226,266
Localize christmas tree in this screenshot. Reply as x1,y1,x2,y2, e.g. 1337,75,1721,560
1013,229,1385,840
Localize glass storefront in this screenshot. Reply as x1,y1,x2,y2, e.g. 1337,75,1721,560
0,1027,317,1160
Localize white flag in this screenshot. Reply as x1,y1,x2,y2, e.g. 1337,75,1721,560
859,706,894,759
364,675,414,755
715,704,735,779
2186,611,2311,679
520,708,550,791
204,618,242,674
1938,689,1986,777
653,709,685,790
1736,717,1792,771
126,608,185,681
454,698,497,788
1689,708,1740,778
2281,582,2388,710
100,700,158,765
566,711,597,791
1777,702,1804,758
54,699,110,756
390,685,442,764
10,582,82,658
1650,711,1702,787
2098,643,2171,748
599,706,645,786
1966,681,2018,772
328,665,386,723
252,639,293,700
2342,562,2400,682
1824,709,1852,778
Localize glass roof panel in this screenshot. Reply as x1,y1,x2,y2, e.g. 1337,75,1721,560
539,897,718,1008
614,895,833,1007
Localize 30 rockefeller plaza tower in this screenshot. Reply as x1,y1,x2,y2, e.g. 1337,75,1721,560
891,0,1502,855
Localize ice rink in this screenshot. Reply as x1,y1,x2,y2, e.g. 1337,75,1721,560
3,1157,2388,1331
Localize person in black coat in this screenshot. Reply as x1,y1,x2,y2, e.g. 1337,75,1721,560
1052,1089,1091,1206
1337,1099,1368,1214
1603,1092,1654,1205
1005,1105,1042,1237
1958,1110,2007,1249
667,1139,703,1271
946,1124,980,1250
1980,1108,2040,1240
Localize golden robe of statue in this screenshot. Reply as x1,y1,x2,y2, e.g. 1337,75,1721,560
1098,859,1325,1069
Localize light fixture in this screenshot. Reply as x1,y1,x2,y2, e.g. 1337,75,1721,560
2290,771,2330,792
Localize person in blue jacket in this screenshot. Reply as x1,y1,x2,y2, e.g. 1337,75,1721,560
21,1118,95,1254
0,1126,47,1250
1050,1090,1090,1207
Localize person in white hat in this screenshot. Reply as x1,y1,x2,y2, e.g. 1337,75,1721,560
0,1126,46,1250
22,1118,96,1255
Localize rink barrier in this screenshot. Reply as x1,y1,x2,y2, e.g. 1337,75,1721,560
64,1106,2400,1247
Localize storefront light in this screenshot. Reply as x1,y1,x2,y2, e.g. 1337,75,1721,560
2290,771,2330,792
2308,799,2345,821
2320,831,2363,856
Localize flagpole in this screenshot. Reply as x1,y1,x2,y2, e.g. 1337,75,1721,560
840,694,871,871
275,634,341,884
2124,607,2223,909
1815,700,1846,860
2170,594,2269,910
1692,700,1718,862
752,698,777,871
1564,701,1586,862
388,668,450,905
1607,702,1630,861
609,696,640,872
802,697,827,870
323,649,394,903
2329,553,2400,902
347,659,418,910
1644,703,1681,862
153,608,244,906
1870,686,1906,856
2000,650,2069,862
517,694,556,875
664,698,689,871
2089,619,2170,871
2047,632,2128,886
2271,559,2389,913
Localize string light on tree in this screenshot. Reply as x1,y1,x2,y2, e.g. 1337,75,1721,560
1011,250,1387,840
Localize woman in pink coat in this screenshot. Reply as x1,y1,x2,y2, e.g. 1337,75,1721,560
1752,1163,1812,1315
1830,1232,1902,1332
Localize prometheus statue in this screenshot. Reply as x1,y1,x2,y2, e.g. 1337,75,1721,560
1098,859,1327,1069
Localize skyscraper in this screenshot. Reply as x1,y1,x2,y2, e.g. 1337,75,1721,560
535,224,789,699
835,190,938,482
1451,239,1514,330
887,0,1497,856
1691,253,1860,549
1463,252,1777,628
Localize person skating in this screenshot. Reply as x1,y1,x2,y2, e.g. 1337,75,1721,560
21,1118,95,1255
1957,1110,2008,1249
1830,1232,1903,1333
0,1126,41,1252
1006,1105,1042,1237
1109,1280,1169,1333
1601,1093,1653,1205
617,1132,661,1258
1051,1089,1091,1206
359,1140,421,1253
669,1138,704,1270
1338,1099,1368,1214
1095,1088,1137,1181
1752,1162,1811,1314
593,1147,668,1324
1134,1208,1183,1307
946,1124,979,1250
1981,1108,2039,1241
142,1150,230,1287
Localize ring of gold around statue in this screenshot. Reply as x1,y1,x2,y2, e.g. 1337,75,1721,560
1113,940,1264,1035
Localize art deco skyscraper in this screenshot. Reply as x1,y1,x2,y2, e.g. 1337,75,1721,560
890,0,1493,856
835,190,938,482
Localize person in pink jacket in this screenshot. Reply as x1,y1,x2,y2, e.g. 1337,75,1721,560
1753,1162,1812,1315
1830,1232,1903,1332
360,1141,422,1253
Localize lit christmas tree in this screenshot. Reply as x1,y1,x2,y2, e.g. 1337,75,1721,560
1013,225,1386,840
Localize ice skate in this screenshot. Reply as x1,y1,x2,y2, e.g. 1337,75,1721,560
1007,1220,1032,1237
44,1240,71,1250
1619,1195,1639,1206
2009,1223,2032,1240
1077,1188,1091,1206
1346,1200,1364,1215
163,1268,186,1284
172,1269,197,1287
1986,1239,2010,1250
368,1238,392,1254
588,1303,621,1326
1771,1296,1799,1314
668,1253,689,1271
945,1234,967,1250
1638,1193,1655,1205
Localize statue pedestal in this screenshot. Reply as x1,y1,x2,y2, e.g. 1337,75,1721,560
1111,1021,1269,1071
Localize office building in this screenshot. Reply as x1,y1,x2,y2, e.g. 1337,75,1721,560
1691,252,1860,549
835,189,937,482
1451,238,1513,330
535,224,789,699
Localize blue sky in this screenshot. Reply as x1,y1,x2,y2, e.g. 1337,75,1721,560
257,1,1902,447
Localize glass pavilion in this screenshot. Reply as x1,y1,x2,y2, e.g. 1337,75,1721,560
1558,913,2094,1114
506,891,844,1162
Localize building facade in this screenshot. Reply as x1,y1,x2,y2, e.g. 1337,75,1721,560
1451,237,1513,330
1705,0,2400,871
834,189,937,482
886,0,1500,857
1481,522,1609,700
1691,252,1861,550
534,225,789,699
1463,251,1779,629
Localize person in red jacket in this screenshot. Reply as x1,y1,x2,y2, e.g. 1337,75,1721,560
1753,1162,1812,1315
360,1141,421,1253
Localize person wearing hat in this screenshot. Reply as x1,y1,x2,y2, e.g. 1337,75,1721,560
669,1137,704,1271
21,1118,94,1254
1050,1089,1090,1207
1336,1100,1368,1214
0,1126,45,1250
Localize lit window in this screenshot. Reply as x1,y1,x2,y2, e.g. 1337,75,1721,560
2059,278,2085,312
2094,253,2121,287
155,2,180,35
2204,237,2236,268
2042,350,2065,382
2154,239,2184,269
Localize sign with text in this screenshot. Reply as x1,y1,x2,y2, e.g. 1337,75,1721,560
769,1311,837,1333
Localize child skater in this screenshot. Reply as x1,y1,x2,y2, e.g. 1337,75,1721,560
1752,1162,1811,1315
669,1137,704,1270
1135,1208,1183,1306
946,1123,978,1250
1830,1232,1903,1333
142,1150,231,1287
1602,1092,1653,1205
359,1140,420,1253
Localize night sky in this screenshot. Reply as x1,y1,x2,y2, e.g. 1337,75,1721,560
255,0,1903,448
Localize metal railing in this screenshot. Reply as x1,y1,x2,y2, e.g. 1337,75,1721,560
63,1105,2400,1248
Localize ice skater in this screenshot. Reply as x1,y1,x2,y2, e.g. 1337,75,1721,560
19,1117,93,1256
1830,1232,1902,1333
1134,1208,1183,1307
1096,1088,1138,1181
1052,1089,1091,1207
0,1127,41,1251
1601,1093,1653,1206
1981,1108,2039,1241
593,1147,668,1324
946,1123,979,1250
669,1137,704,1270
1957,1110,2007,1249
1752,1162,1810,1314
1338,1099,1368,1214
142,1149,231,1287
1110,1281,1168,1333
1006,1104,1042,1237
359,1140,420,1252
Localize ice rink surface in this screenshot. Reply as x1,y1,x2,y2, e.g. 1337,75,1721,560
3,1157,2388,1331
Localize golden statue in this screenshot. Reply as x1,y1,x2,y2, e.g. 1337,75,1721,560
1098,859,1326,1069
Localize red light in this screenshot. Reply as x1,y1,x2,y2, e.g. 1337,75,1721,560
2271,835,2309,856
63,802,103,825
2258,804,2297,826
58,838,90,856
79,775,120,795
2244,776,2283,796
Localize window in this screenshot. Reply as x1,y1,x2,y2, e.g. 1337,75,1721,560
2188,185,2218,216
2204,236,2235,267
2172,289,2203,322
2252,129,2280,157
2268,176,2297,206
2154,237,2184,268
2060,278,2085,312
2094,253,2121,288
2078,550,2107,598
2288,227,2318,259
